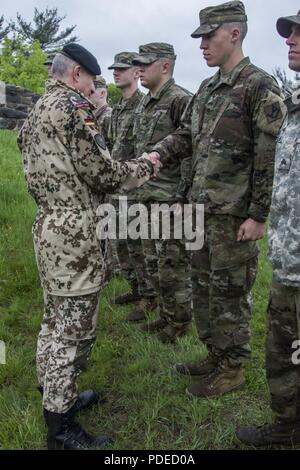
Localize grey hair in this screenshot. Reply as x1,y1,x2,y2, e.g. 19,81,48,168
51,53,78,78
223,21,248,43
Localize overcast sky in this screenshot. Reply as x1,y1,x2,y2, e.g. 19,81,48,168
1,0,299,92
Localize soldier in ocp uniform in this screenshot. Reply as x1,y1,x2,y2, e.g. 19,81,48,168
151,1,286,396
127,43,193,342
18,43,160,450
236,10,300,448
107,52,156,307
90,75,112,148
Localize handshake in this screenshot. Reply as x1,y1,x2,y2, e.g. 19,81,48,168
142,151,162,179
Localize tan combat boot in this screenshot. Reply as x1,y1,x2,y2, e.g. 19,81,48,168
174,353,218,376
126,297,158,322
139,317,167,333
156,324,189,344
186,358,245,398
114,286,141,305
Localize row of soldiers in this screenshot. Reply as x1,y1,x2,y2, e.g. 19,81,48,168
18,0,300,450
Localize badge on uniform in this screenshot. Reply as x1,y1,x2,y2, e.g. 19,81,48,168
94,133,107,150
84,118,96,126
264,102,283,124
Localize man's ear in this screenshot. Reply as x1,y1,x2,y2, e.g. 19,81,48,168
231,27,241,43
73,65,81,83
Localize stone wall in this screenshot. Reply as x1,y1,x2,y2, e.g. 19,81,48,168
0,81,40,130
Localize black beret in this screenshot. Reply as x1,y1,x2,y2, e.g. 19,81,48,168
61,43,101,75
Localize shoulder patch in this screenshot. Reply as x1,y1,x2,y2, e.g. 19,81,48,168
264,102,283,123
69,94,90,110
94,133,107,150
84,118,96,126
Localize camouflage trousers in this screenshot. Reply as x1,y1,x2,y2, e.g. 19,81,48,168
266,280,300,422
112,198,154,296
128,203,192,327
191,214,258,366
37,290,100,413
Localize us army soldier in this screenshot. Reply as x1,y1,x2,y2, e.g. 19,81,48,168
128,43,193,342
17,43,160,450
150,1,286,396
107,52,155,306
236,10,300,448
90,75,112,148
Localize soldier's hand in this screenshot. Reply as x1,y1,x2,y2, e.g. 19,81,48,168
143,152,162,179
237,218,265,242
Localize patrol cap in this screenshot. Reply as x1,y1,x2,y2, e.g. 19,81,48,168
191,1,247,38
94,75,107,88
44,53,55,65
108,52,138,69
277,11,300,38
132,43,177,65
61,43,101,75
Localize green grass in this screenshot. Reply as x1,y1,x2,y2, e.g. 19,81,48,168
0,129,273,450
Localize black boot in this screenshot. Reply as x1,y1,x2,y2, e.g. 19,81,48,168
236,420,300,448
38,386,103,412
44,405,113,450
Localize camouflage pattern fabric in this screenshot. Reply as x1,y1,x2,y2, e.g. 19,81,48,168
17,79,153,296
132,78,193,202
191,214,258,366
153,57,286,222
268,97,300,286
95,105,112,151
37,291,100,413
127,78,193,324
266,280,300,422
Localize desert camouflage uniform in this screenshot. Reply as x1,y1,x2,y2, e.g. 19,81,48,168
154,57,286,364
131,73,193,327
267,95,300,422
17,78,153,413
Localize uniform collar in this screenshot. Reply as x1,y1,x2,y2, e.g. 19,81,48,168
45,78,96,109
208,57,251,89
144,78,175,105
118,88,143,109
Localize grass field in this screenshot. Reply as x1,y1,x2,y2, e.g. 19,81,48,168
0,129,274,450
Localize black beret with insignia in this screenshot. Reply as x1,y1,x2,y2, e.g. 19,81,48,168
61,43,101,76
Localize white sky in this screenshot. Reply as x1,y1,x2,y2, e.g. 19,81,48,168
1,0,299,92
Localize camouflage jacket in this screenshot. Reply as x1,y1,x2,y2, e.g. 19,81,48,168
154,58,286,221
109,88,144,161
17,79,153,296
131,78,193,202
95,105,112,151
268,95,300,286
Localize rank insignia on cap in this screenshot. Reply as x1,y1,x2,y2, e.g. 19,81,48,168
84,118,96,126
264,102,283,123
94,133,107,150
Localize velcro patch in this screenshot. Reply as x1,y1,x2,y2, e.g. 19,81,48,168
94,133,107,150
264,102,283,123
84,118,96,126
75,102,90,110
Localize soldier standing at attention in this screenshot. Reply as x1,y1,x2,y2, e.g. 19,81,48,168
150,1,286,395
17,43,160,450
236,10,300,447
107,52,156,309
90,75,112,148
128,43,193,342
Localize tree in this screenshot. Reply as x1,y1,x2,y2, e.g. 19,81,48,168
10,7,78,51
0,15,10,42
0,36,47,94
107,83,122,106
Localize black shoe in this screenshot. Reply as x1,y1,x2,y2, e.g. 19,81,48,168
236,420,300,448
44,405,113,450
38,387,103,412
